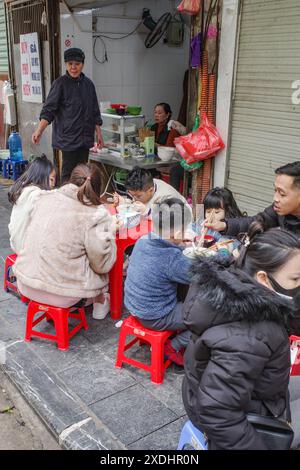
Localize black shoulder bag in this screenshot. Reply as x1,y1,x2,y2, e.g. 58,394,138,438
247,413,294,450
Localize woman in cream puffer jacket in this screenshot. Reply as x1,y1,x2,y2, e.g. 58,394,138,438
14,163,116,308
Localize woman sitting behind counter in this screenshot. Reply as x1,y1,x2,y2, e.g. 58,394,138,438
150,102,180,148
150,102,186,192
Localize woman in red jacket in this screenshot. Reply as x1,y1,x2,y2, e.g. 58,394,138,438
150,102,184,191
150,102,180,147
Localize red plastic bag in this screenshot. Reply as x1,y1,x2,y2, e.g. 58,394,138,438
174,113,225,164
177,0,201,15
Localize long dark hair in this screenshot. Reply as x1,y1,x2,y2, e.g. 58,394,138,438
69,163,102,206
203,187,244,218
235,221,300,277
8,154,55,205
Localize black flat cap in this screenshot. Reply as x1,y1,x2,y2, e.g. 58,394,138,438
64,48,85,63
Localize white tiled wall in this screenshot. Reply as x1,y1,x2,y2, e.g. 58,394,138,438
93,0,190,122
60,0,190,122
60,5,93,79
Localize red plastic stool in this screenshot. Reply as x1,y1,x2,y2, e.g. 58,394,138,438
115,315,173,384
290,335,300,376
4,253,29,303
25,300,88,350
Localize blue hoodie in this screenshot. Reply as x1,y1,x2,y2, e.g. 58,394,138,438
124,233,191,320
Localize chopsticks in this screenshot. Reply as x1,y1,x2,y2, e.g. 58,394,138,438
215,239,235,248
197,209,215,248
125,192,135,201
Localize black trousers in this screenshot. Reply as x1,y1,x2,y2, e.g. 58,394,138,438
170,163,184,191
61,148,89,183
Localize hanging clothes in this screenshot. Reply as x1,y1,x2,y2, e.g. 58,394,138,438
190,33,202,68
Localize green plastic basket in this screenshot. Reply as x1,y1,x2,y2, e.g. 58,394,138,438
127,106,142,115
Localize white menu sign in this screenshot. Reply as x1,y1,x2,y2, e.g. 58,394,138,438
20,32,43,103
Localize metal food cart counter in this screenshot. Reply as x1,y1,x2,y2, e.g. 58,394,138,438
89,149,179,195
89,150,178,170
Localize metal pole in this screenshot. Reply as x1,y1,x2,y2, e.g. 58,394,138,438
4,2,12,80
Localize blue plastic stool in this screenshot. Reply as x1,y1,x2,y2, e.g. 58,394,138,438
2,159,10,178
177,420,208,450
3,159,28,180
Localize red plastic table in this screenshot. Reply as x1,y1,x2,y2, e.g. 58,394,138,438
106,205,152,319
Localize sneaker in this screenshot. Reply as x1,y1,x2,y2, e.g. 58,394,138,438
164,339,184,366
92,294,110,320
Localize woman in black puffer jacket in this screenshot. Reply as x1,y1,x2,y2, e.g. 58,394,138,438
182,223,300,450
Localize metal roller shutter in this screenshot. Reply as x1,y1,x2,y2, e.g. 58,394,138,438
0,0,8,74
227,0,300,215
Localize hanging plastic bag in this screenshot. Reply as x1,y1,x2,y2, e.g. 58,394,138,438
174,113,225,164
178,112,203,170
177,0,201,15
180,159,203,171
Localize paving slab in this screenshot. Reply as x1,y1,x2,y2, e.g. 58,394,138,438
128,416,187,450
139,371,186,418
28,332,93,374
58,349,138,405
59,416,126,450
90,383,178,446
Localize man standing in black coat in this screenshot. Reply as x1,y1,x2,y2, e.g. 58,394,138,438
206,162,300,238
32,48,103,182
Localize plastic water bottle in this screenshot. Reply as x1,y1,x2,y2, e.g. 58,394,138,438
2,81,16,125
8,131,23,161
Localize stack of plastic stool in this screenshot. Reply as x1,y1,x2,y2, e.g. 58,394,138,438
115,315,173,384
3,159,29,180
177,420,208,450
25,300,88,350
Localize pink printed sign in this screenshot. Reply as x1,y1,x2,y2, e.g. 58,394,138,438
20,32,43,103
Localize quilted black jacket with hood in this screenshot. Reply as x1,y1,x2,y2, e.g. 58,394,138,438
182,256,293,450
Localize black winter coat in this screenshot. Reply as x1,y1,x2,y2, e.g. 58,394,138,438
182,257,293,450
225,205,300,238
40,72,102,151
